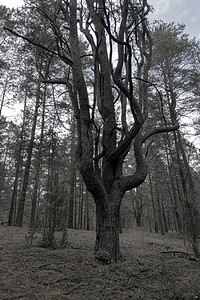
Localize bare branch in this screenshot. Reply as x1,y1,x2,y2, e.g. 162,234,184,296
41,79,68,84
4,26,72,66
111,123,141,159
142,123,179,143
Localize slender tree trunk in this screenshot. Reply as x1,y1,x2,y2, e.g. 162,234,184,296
148,210,152,232
148,171,158,233
45,129,58,243
8,154,21,226
68,115,76,228
136,188,143,227
166,183,178,231
30,60,51,228
30,84,47,228
8,87,28,226
78,177,84,230
131,188,143,227
85,190,90,230
164,135,182,232
164,71,199,254
0,77,8,116
15,75,41,227
175,130,200,257
155,190,165,235
152,156,165,235
74,174,77,229
162,201,168,233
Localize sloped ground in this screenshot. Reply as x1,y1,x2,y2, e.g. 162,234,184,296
0,226,200,300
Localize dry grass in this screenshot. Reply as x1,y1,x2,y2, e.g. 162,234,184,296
0,226,200,300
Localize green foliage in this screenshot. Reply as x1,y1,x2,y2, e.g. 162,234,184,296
151,21,198,99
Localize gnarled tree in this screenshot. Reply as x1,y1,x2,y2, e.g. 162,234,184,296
5,0,179,262
67,0,178,262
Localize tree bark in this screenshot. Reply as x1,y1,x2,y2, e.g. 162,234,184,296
131,188,143,227
68,115,76,229
164,135,183,232
0,77,8,116
149,171,159,233
78,177,84,230
30,83,47,228
15,75,41,227
174,130,200,257
8,85,28,226
94,187,123,263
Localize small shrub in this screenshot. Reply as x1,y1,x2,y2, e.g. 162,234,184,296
40,225,68,249
23,228,38,248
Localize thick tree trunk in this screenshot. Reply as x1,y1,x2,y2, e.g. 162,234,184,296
94,198,122,263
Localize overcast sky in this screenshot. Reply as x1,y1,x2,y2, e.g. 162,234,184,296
0,0,199,38
149,0,200,39
1,0,199,39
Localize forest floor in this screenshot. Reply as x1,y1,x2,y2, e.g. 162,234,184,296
0,226,200,300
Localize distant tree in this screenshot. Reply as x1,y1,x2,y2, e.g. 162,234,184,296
15,71,42,227
0,118,19,223
29,66,49,228
8,92,27,226
151,21,200,257
68,115,76,229
131,187,144,227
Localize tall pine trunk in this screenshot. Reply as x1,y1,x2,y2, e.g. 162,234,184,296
68,115,76,228
149,171,159,233
8,86,28,226
0,77,8,116
15,75,41,227
174,130,200,257
30,83,46,228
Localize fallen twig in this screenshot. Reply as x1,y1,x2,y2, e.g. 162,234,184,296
36,263,51,270
42,276,68,286
161,250,192,255
65,242,80,250
3,293,30,300
62,282,85,295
